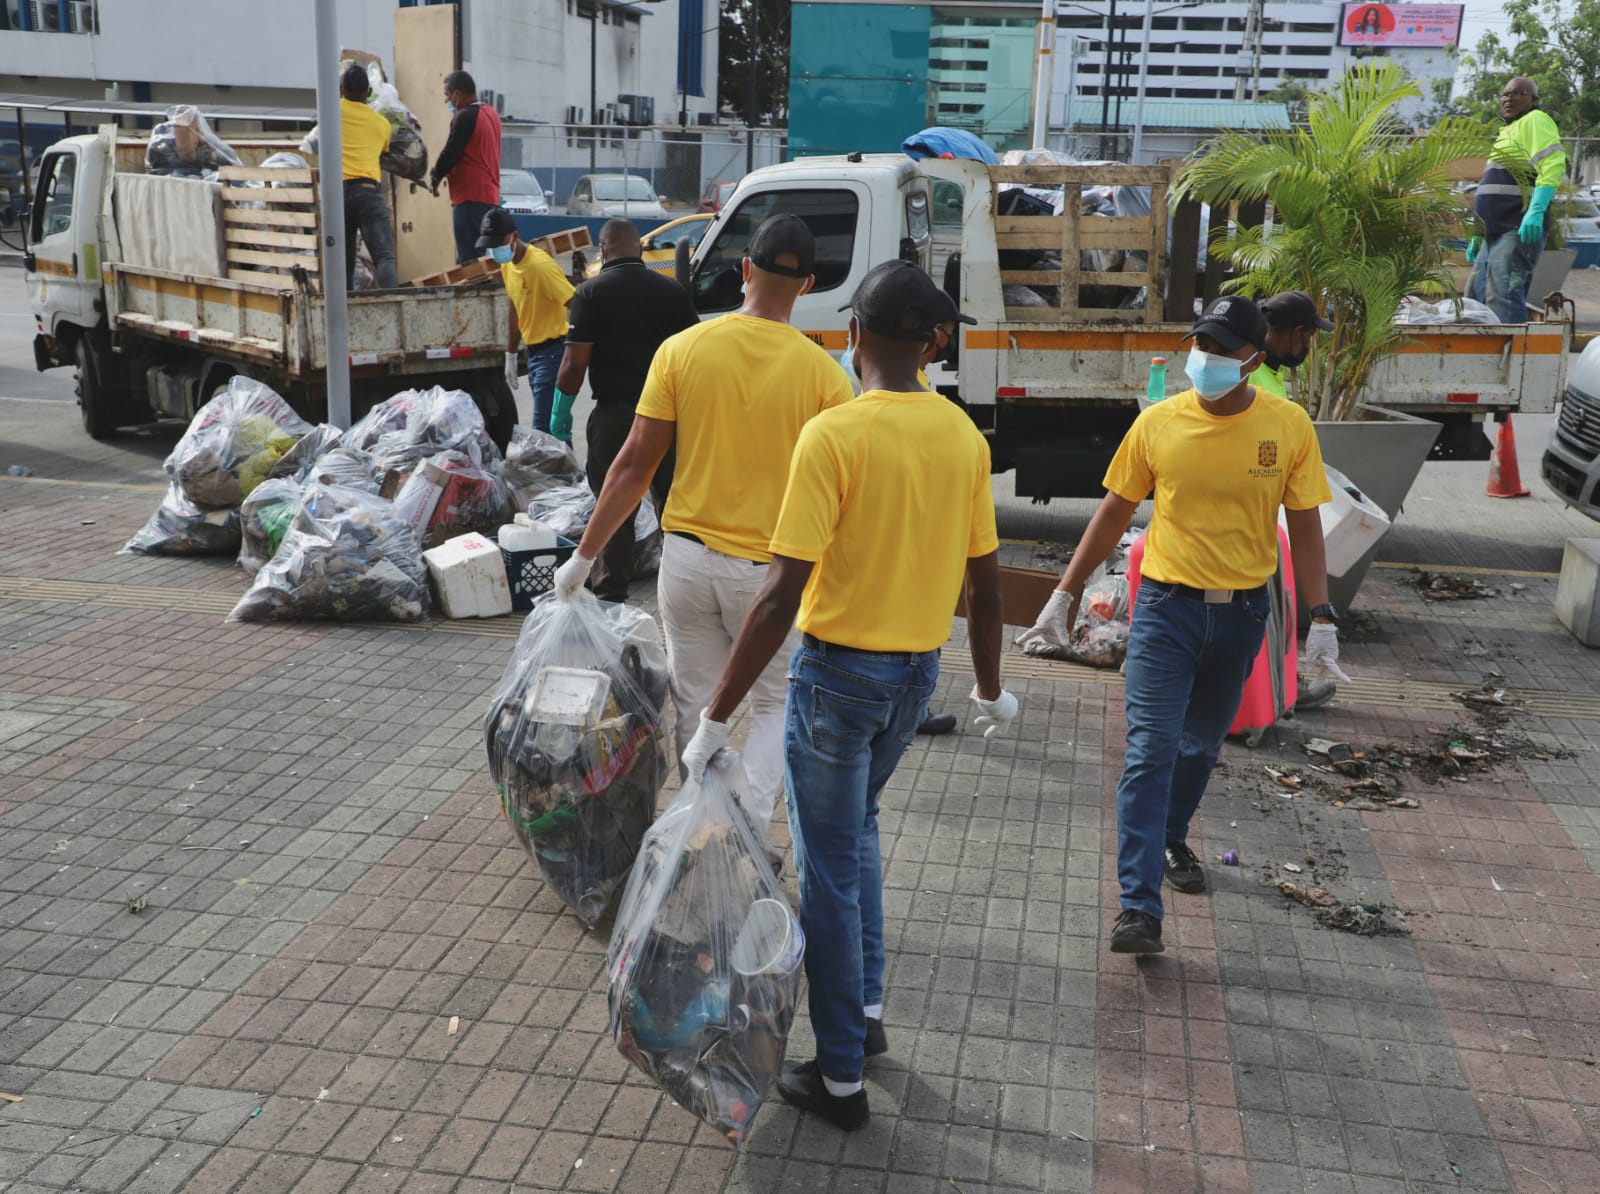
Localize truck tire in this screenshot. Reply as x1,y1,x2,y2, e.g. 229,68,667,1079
76,337,119,440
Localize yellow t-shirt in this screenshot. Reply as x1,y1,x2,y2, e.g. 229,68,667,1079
770,389,999,653
502,246,575,347
340,99,391,182
636,314,853,562
1104,387,1331,590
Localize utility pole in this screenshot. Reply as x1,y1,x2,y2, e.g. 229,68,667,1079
1130,0,1156,163
1030,0,1058,148
1234,0,1263,102
589,4,598,172
746,0,758,173
1098,0,1118,158
312,0,349,429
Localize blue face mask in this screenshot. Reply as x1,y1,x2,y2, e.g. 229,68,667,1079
446,99,457,115
839,338,859,381
490,244,514,265
1184,346,1247,401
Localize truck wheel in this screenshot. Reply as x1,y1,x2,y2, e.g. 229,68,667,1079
76,338,119,440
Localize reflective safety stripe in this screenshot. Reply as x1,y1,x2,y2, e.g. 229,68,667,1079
1476,184,1524,196
1532,144,1561,162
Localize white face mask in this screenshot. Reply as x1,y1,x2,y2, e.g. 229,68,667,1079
1184,346,1247,401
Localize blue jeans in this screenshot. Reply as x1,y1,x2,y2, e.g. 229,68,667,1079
784,637,937,1083
1466,228,1544,324
526,339,565,433
1117,583,1269,920
452,200,495,265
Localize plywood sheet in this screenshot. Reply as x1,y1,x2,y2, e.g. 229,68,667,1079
393,3,460,281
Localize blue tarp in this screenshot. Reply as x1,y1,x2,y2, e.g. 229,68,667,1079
901,127,999,166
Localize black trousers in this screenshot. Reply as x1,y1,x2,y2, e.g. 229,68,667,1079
586,400,674,602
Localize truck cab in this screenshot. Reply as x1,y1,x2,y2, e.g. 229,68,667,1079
25,134,111,376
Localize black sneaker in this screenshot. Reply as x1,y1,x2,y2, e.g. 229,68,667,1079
1165,842,1207,894
865,1017,888,1057
1109,908,1164,954
917,714,957,736
777,1059,870,1130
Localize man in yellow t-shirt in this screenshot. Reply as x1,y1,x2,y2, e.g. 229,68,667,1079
1019,296,1339,956
338,64,398,290
552,215,853,825
674,261,1018,1131
477,206,576,433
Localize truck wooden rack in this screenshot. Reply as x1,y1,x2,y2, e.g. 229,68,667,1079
218,164,321,291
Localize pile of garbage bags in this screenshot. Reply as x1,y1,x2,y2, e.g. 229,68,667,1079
1394,296,1500,325
145,105,240,181
485,591,670,927
608,754,803,1146
124,378,310,556
229,482,429,623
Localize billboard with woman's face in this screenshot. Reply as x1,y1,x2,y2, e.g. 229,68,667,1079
1339,3,1463,47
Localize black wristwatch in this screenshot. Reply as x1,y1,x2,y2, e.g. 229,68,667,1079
1310,603,1339,624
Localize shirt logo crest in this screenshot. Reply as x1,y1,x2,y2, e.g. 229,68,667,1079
1258,439,1279,468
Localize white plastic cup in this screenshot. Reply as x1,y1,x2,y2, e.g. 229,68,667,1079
730,898,805,978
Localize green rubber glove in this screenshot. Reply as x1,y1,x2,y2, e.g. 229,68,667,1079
1519,185,1555,245
1465,236,1483,263
551,388,576,445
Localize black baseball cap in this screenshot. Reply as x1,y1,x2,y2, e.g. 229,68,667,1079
1261,290,1334,332
474,206,518,250
840,260,976,343
746,214,815,279
1184,295,1269,352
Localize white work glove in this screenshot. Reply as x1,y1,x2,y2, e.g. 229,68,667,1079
970,684,1020,739
681,712,730,782
504,351,520,392
552,553,593,599
1013,589,1077,654
1304,622,1351,684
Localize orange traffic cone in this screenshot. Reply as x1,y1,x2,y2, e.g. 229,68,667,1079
1487,414,1531,499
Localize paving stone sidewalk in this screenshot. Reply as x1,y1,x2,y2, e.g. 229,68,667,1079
2,474,1599,1193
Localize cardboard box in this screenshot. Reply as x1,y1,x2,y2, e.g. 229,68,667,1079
955,564,1062,627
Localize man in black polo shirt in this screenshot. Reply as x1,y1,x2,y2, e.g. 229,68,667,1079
555,218,699,601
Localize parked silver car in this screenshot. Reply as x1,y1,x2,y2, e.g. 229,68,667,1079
566,173,668,219
498,170,551,216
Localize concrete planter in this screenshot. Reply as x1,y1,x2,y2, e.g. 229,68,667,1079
1312,405,1442,613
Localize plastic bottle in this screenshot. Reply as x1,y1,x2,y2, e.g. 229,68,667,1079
1146,356,1168,402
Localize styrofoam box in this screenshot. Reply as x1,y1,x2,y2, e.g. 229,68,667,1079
1319,465,1392,578
422,532,514,619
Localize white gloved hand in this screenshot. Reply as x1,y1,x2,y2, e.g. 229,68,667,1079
681,712,730,782
504,351,520,392
1013,589,1077,654
552,553,593,599
970,684,1020,739
1304,622,1351,683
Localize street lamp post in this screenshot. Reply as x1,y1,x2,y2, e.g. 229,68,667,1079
1130,0,1199,164
1030,0,1059,149
745,0,759,174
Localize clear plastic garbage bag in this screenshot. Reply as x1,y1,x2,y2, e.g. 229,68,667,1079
392,449,512,549
1019,568,1131,668
145,104,241,180
523,484,660,566
484,590,670,928
270,424,345,481
607,752,803,1147
343,386,499,488
165,377,312,508
122,483,241,556
228,483,428,623
498,426,586,509
369,75,429,182
237,477,303,574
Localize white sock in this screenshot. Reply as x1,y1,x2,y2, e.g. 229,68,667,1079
823,1075,864,1098
864,1003,883,1021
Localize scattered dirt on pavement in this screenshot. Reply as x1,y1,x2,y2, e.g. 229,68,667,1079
1408,570,1502,600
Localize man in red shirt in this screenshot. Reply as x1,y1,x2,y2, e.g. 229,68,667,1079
430,71,502,264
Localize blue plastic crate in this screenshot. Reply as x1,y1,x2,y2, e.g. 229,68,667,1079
499,535,577,612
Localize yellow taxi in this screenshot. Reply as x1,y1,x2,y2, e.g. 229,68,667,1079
584,212,715,278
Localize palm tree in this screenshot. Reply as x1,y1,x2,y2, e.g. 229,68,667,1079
1174,62,1492,421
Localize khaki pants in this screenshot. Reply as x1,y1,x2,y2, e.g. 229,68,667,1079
656,533,798,824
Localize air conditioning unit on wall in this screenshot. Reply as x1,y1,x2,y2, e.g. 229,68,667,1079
616,94,654,126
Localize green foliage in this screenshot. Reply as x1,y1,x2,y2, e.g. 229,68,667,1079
1459,0,1600,157
718,0,791,126
1175,62,1492,421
